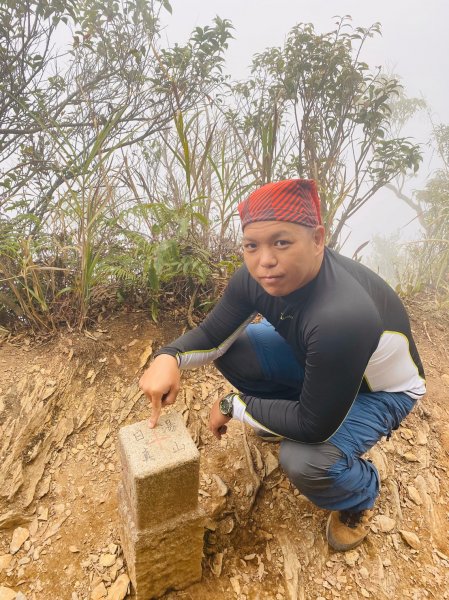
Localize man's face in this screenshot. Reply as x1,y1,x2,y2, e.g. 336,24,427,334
242,221,325,297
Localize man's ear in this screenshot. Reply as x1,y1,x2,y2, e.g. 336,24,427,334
313,225,326,249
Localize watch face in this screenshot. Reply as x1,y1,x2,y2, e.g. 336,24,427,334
219,396,233,417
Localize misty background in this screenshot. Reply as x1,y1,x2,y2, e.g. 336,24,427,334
1,0,447,332
161,0,449,258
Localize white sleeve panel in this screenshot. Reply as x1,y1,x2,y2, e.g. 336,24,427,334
232,395,282,436
365,331,426,399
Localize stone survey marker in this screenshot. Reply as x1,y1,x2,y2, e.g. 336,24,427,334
118,412,204,599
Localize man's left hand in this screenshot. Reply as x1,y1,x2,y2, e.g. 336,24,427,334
209,399,232,440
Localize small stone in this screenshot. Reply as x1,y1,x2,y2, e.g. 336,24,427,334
99,553,116,567
375,515,396,533
17,556,31,566
359,566,369,578
28,518,39,537
108,543,118,555
0,555,13,571
106,574,130,600
0,587,17,600
91,581,107,599
344,550,360,567
10,527,30,554
403,452,420,463
434,549,449,561
400,428,413,440
360,589,370,598
212,474,228,497
407,486,422,505
96,425,110,447
211,552,224,577
210,496,227,517
37,507,48,521
415,430,428,445
264,451,279,477
16,593,27,600
399,530,421,550
230,576,241,595
69,546,80,553
244,553,256,561
221,516,235,534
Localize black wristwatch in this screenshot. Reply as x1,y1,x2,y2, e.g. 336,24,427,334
219,393,236,418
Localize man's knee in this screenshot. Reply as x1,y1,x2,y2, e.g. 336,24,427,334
279,440,344,496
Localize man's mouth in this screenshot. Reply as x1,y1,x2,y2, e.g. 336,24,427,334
260,275,282,282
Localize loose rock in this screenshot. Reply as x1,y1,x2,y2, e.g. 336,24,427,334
407,486,422,506
100,553,116,567
107,574,130,600
0,587,17,600
230,577,241,596
96,425,110,447
91,582,107,600
212,474,228,497
403,452,420,463
415,430,428,445
264,451,279,477
344,550,360,567
37,507,48,521
10,527,29,555
375,515,396,533
0,555,13,571
399,530,421,550
211,552,224,577
108,543,118,555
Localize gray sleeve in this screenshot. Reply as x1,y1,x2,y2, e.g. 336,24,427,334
154,267,257,369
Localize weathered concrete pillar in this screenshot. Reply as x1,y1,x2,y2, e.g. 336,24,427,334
118,412,204,599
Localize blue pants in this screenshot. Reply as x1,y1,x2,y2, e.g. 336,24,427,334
214,320,416,512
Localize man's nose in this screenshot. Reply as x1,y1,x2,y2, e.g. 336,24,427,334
259,247,277,268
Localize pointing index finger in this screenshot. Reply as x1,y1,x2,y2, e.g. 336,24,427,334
149,393,162,428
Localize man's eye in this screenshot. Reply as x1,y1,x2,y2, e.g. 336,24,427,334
243,243,257,251
275,240,291,247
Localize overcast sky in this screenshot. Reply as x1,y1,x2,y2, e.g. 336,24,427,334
160,0,449,256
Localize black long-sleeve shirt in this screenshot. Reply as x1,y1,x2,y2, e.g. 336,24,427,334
156,248,426,443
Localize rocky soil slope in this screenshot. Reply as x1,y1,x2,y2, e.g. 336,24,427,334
0,295,448,600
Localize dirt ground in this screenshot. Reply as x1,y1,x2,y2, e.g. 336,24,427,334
1,294,449,600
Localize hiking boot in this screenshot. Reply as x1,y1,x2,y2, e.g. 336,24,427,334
326,509,374,551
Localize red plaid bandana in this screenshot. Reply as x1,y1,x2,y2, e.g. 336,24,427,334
238,179,322,229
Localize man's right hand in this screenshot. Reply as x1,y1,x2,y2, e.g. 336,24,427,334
139,354,180,428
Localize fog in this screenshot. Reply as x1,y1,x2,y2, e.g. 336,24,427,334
160,0,449,258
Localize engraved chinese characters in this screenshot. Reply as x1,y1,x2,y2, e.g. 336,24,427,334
131,417,185,465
